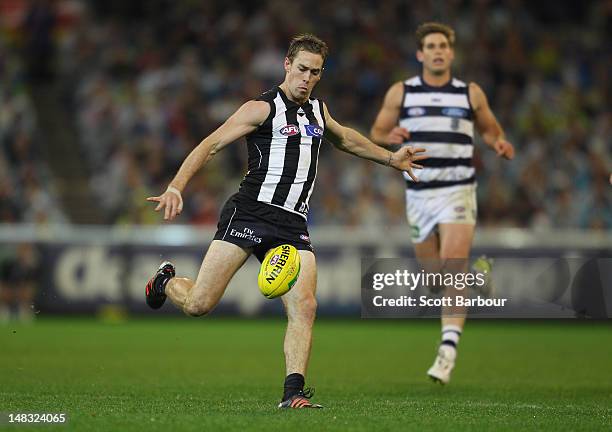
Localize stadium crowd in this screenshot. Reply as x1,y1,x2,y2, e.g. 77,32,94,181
0,36,65,225
1,0,610,229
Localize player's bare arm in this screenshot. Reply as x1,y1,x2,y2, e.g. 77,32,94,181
147,100,270,220
370,81,411,146
322,102,427,182
469,82,515,160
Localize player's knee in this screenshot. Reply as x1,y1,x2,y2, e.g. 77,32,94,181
290,293,317,323
183,301,211,317
304,294,317,315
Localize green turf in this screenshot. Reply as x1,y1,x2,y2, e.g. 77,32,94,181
1,318,611,431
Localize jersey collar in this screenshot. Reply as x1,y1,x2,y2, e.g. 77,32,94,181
419,74,454,91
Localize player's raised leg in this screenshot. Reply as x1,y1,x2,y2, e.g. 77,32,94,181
278,250,322,409
427,223,474,384
146,240,250,316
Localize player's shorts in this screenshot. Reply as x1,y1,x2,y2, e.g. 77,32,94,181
405,184,477,243
213,193,314,262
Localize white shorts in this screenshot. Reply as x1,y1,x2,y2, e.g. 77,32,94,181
405,184,477,243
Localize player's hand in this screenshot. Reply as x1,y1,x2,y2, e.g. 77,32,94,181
493,139,515,160
390,146,427,182
147,186,184,221
386,127,410,145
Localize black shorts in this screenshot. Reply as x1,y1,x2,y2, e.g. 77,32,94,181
213,193,314,262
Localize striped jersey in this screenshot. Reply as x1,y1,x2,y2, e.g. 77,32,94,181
238,87,326,219
400,75,475,195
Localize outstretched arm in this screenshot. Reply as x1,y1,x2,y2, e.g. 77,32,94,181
322,102,427,181
370,81,410,146
469,82,514,160
147,100,270,220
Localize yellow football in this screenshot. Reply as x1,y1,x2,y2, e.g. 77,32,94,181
258,244,301,299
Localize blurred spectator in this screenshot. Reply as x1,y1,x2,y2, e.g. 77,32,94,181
22,0,57,83
0,32,66,224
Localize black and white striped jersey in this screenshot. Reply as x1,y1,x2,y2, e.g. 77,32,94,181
238,87,326,219
400,75,476,195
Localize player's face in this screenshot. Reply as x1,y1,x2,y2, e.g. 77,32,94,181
417,33,454,75
284,50,324,103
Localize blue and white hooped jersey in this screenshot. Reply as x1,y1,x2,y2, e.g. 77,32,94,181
400,75,475,195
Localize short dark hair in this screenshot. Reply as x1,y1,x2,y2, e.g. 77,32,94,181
415,22,455,50
286,33,329,63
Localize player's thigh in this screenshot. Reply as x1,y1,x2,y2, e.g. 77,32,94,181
438,223,474,259
189,240,251,302
281,250,317,314
414,232,443,273
414,231,440,263
413,232,440,258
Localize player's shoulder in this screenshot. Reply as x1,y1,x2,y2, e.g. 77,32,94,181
451,77,468,88
451,77,474,97
318,99,330,116
386,80,405,93
403,75,422,87
236,99,272,127
254,87,279,102
242,99,270,112
465,82,488,111
465,80,482,90
308,94,325,106
305,96,326,122
467,81,486,98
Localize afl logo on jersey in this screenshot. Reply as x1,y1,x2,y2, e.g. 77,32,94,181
280,124,300,136
304,124,323,138
407,107,426,116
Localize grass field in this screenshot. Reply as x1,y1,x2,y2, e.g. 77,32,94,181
1,318,611,431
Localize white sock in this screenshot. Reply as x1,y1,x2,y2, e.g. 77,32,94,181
441,324,462,350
